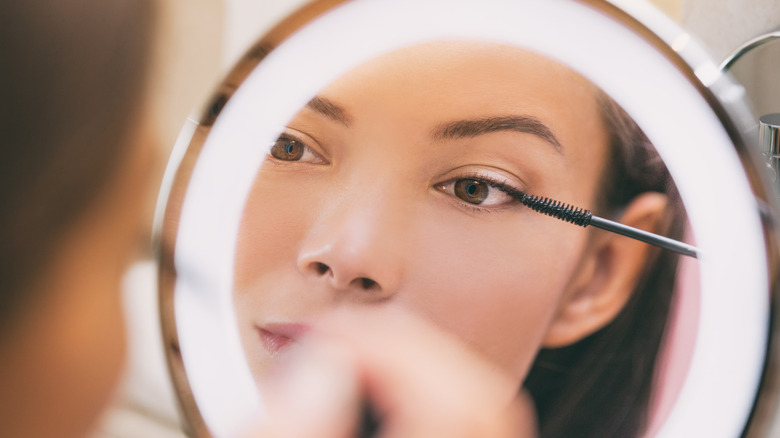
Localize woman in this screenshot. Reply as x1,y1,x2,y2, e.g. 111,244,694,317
234,41,685,437
0,1,155,437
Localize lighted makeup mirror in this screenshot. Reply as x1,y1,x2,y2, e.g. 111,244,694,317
154,0,780,437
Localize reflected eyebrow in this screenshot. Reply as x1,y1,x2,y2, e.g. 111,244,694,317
431,116,562,152
305,96,352,126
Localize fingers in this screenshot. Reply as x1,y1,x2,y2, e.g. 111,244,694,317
315,306,520,413
246,306,538,438
247,338,361,438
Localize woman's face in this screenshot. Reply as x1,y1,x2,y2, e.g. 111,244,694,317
234,42,611,385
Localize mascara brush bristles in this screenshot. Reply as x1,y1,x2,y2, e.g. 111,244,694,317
518,194,593,227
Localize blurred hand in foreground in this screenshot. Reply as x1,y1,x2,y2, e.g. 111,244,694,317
248,307,538,438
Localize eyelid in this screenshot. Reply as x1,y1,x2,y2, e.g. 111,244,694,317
460,171,524,195
269,127,322,150
439,167,527,195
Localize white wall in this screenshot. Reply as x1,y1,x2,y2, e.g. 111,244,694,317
681,0,780,116
223,0,311,69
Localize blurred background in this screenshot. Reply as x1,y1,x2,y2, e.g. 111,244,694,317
94,0,780,436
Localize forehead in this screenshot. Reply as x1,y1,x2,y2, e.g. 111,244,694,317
320,41,601,123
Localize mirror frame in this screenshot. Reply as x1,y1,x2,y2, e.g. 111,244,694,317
154,0,780,436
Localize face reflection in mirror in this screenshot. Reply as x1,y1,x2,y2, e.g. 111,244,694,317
232,41,686,435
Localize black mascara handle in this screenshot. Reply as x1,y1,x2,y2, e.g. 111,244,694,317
357,399,381,438
589,216,700,259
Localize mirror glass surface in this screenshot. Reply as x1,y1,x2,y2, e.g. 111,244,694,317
155,1,778,437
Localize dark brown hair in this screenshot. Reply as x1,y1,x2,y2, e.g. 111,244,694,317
523,91,686,437
0,1,154,331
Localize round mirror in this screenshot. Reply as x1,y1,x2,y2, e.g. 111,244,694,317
155,1,780,437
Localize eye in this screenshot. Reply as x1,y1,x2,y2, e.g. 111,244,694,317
455,179,490,204
268,135,325,164
438,177,518,207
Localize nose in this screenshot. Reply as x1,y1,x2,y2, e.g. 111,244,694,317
296,194,404,300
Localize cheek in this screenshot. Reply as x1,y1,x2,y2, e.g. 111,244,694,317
233,170,325,324
399,212,587,382
233,171,322,378
235,172,316,290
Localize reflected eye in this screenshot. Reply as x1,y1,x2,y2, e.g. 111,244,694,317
438,176,518,208
268,135,325,163
455,179,489,204
271,137,304,160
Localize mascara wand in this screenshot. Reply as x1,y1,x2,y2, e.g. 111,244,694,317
517,193,700,259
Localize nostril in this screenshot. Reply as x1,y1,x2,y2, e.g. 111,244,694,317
305,261,381,292
313,262,330,275
359,277,379,291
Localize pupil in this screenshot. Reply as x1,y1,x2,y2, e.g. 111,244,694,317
466,183,477,196
285,142,295,154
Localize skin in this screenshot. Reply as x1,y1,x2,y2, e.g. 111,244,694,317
234,42,665,390
0,125,154,438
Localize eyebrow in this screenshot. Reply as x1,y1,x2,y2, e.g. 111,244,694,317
431,116,562,152
305,96,352,126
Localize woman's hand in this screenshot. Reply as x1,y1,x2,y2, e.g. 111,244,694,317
248,307,537,438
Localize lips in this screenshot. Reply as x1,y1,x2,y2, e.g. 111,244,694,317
256,323,310,356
